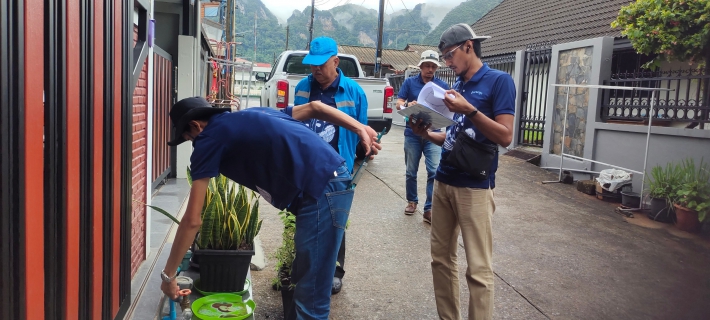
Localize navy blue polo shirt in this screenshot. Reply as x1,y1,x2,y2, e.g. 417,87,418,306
436,64,516,189
397,74,450,136
306,74,341,151
188,108,345,210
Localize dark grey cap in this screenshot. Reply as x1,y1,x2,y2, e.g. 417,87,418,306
438,23,491,51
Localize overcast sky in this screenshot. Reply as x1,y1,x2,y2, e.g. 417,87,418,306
261,0,466,23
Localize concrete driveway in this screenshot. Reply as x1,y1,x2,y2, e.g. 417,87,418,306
250,125,710,319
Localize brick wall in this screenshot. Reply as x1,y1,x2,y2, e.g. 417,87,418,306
130,25,149,277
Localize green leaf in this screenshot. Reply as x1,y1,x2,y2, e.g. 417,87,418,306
147,204,181,225
132,199,181,225
199,191,218,248
196,175,263,250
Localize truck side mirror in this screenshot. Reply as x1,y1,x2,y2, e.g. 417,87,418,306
255,72,267,81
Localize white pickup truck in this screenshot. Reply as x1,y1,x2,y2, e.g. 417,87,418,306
256,50,394,139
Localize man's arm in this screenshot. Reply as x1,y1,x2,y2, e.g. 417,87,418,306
396,98,419,110
291,101,381,155
443,90,514,147
408,118,447,146
160,178,209,299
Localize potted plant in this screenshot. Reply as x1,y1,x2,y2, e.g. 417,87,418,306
271,210,296,319
646,163,681,223
672,159,710,233
188,168,263,293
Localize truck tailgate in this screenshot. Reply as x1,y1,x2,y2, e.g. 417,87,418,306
353,77,390,119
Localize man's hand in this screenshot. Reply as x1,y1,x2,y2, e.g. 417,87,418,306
408,117,432,137
161,279,179,300
358,125,382,159
443,90,476,114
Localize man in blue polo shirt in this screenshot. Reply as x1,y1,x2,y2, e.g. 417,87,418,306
158,97,381,320
396,49,450,223
293,37,369,295
410,23,515,319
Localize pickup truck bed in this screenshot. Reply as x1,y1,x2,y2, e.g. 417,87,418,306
259,51,393,138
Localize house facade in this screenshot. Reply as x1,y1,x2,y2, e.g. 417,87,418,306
1,0,215,318
473,0,709,192
397,0,709,193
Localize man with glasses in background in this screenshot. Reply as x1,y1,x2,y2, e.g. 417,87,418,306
396,50,450,224
409,23,515,319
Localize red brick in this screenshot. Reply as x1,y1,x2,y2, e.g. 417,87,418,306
130,56,150,277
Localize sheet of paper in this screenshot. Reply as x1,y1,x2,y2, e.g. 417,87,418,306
417,82,455,120
397,104,455,131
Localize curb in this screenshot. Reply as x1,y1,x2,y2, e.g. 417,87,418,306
250,235,267,271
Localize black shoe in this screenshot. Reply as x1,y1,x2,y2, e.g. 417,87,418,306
331,277,342,295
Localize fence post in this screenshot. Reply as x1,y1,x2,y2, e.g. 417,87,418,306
512,50,525,148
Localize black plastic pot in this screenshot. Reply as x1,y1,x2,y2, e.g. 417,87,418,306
281,285,296,320
621,191,640,208
193,249,254,292
648,197,674,223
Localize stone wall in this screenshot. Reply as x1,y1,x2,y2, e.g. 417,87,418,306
551,47,593,157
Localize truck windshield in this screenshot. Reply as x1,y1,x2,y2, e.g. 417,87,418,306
283,54,359,78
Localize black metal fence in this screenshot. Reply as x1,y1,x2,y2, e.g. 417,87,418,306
387,67,457,96
387,52,518,97
518,43,553,147
482,52,517,77
601,68,710,128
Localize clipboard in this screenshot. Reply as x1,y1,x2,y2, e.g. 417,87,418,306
397,104,455,130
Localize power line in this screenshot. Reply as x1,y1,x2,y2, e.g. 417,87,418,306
387,0,396,15
398,0,429,34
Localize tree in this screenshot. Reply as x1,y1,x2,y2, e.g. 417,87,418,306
611,0,710,69
612,0,710,128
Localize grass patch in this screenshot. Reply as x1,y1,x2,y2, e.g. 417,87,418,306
522,124,543,143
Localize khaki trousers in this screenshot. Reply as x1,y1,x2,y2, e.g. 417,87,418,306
431,181,495,320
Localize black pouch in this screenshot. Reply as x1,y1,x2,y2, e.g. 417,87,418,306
443,131,498,180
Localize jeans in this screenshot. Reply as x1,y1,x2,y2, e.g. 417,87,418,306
404,134,442,212
290,163,354,320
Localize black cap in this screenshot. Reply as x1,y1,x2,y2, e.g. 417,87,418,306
438,23,491,51
167,97,229,146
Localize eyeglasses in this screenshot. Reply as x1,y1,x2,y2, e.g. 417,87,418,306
441,43,463,61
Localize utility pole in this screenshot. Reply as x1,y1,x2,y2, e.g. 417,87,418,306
254,11,257,62
222,0,236,101
307,0,315,49
375,0,385,77
285,25,289,50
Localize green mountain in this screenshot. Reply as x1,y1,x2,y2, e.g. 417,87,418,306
203,0,501,63
284,6,361,51
421,0,503,46
383,3,431,49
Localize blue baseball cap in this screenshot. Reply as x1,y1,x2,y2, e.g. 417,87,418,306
303,37,338,66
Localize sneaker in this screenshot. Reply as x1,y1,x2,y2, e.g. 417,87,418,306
331,277,342,295
404,202,417,215
423,210,431,224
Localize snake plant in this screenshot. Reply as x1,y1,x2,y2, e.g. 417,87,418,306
188,167,263,251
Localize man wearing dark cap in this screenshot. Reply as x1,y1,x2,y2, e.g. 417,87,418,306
410,23,515,319
293,36,370,295
159,97,381,320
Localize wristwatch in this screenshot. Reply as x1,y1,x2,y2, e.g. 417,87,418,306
467,108,478,118
161,269,177,283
